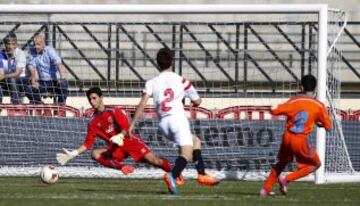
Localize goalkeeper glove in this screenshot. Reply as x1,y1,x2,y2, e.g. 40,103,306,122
121,165,135,175
110,133,125,146
56,148,79,165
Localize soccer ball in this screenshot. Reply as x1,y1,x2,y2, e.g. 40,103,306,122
40,165,59,184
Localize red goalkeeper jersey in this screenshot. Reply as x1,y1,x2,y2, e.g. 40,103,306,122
83,107,130,149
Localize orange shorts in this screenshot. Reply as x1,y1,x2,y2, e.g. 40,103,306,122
277,132,320,167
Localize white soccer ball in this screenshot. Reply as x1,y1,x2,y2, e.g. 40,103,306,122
40,165,59,184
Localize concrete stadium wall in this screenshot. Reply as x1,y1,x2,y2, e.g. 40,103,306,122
3,96,357,111
66,97,360,111
2,0,359,22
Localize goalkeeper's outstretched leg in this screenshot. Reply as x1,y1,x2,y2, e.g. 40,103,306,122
92,148,134,175
141,152,172,172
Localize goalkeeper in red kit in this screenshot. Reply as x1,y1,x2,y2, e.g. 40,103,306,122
56,87,172,175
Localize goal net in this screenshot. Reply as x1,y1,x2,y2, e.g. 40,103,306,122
0,5,356,183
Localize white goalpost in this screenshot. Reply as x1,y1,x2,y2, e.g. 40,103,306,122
0,4,356,184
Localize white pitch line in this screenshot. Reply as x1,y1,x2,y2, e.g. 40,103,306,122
0,193,239,201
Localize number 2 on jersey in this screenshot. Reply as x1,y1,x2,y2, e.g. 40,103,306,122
161,88,174,112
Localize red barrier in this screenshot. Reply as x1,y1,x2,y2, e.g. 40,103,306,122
0,104,81,117
215,106,350,121
1,103,353,121
349,110,360,121
83,105,157,119
215,106,280,120
332,108,349,121
83,105,214,120
184,106,214,119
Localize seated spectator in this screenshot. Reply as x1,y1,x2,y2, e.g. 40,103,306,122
28,33,69,116
0,32,37,104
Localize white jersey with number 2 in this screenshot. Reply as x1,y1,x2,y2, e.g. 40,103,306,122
143,71,200,146
144,71,199,119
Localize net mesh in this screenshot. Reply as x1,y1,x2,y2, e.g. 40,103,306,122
324,10,354,174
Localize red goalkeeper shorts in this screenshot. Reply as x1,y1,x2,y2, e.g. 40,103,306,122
108,134,151,163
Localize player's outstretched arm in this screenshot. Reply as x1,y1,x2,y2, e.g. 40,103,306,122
184,81,201,107
56,145,87,165
129,93,150,134
191,98,202,107
316,121,332,131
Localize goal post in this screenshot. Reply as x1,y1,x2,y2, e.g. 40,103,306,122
0,4,355,183
315,5,328,184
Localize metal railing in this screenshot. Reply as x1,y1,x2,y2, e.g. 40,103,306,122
0,21,359,95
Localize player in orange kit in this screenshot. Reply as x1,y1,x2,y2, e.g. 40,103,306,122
260,74,332,196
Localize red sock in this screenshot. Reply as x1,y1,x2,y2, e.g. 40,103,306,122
286,165,317,182
159,159,172,172
97,156,123,170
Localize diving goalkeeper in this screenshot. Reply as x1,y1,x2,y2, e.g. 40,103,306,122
56,87,172,175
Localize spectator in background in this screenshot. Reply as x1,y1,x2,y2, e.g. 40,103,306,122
28,33,68,116
0,32,37,104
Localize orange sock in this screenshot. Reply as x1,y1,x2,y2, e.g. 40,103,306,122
263,168,279,192
286,165,317,182
263,162,287,192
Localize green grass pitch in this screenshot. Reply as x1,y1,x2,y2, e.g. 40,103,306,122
0,177,359,206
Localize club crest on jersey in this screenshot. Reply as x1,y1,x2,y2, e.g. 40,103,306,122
106,124,114,134
108,116,113,123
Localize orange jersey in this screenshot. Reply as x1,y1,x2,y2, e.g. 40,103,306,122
271,95,332,135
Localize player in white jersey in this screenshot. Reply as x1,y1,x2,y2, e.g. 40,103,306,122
144,69,198,146
129,48,218,194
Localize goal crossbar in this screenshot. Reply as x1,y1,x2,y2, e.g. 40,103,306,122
0,4,328,14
